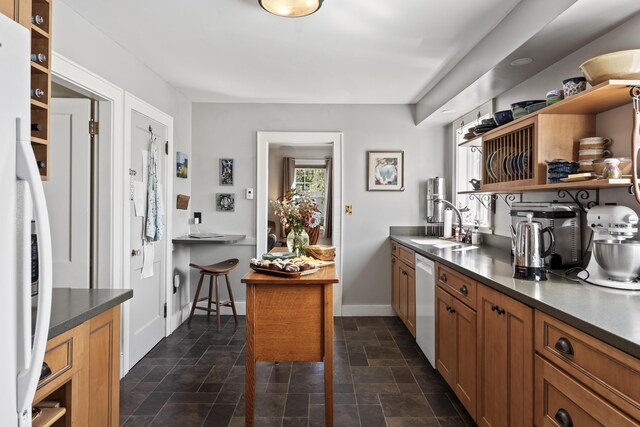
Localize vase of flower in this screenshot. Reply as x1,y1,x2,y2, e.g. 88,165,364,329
286,225,309,256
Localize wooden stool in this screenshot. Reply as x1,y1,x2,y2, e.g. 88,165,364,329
188,258,239,331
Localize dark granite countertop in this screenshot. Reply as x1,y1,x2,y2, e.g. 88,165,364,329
390,235,640,359
33,288,133,339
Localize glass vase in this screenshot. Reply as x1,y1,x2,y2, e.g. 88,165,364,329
287,226,309,256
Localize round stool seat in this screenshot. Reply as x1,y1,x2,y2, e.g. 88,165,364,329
189,258,239,275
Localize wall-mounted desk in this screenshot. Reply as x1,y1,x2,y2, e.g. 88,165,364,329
172,234,248,245
241,266,339,427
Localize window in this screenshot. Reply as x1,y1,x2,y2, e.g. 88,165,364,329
294,167,326,226
452,102,493,230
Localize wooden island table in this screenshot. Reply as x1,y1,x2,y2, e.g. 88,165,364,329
241,264,339,427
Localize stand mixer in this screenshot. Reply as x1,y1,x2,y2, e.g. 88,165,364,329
578,205,640,290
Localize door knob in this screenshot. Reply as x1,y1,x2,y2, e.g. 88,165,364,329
131,249,141,257
459,285,468,295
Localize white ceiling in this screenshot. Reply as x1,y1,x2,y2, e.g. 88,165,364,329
60,0,522,104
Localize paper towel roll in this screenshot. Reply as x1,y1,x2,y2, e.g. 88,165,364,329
443,209,453,238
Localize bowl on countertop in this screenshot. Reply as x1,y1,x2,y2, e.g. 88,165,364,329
580,49,640,86
593,240,640,282
493,109,514,125
563,77,587,96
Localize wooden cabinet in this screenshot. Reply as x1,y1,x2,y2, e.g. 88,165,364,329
535,311,640,424
33,306,121,427
1,0,52,179
436,280,477,420
477,283,533,427
390,241,416,337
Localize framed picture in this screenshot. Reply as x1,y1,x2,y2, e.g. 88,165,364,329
176,152,188,178
367,151,404,191
220,158,234,185
216,193,235,212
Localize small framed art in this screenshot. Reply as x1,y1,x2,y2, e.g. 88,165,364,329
176,152,188,178
220,158,233,185
367,151,404,191
216,193,235,212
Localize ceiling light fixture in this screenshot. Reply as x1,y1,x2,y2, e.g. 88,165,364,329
259,0,323,17
510,57,534,67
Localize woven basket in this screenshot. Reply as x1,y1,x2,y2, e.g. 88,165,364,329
304,245,336,261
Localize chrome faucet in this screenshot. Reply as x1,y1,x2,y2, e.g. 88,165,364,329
436,199,464,229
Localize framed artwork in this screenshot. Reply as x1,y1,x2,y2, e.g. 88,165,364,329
220,158,234,185
216,193,235,212
367,151,404,191
176,152,188,178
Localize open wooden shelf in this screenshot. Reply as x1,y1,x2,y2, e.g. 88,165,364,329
32,407,66,427
478,180,630,193
482,80,640,139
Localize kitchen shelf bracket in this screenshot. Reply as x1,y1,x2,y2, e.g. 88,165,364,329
557,189,599,213
468,193,493,211
492,192,521,208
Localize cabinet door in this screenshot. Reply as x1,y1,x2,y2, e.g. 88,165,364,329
88,306,121,427
391,256,400,316
405,265,416,336
399,262,409,322
436,286,455,387
477,285,533,427
454,298,477,421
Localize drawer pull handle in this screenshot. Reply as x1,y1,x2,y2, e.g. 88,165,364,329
554,408,573,427
459,285,468,295
39,362,52,382
440,273,447,283
491,304,505,315
554,337,574,356
446,306,451,312
491,304,497,312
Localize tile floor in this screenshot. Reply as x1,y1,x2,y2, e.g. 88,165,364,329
120,316,474,427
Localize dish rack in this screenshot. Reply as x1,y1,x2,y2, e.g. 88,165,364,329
481,115,594,190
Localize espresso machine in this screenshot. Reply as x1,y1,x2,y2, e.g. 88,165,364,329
578,205,640,290
425,177,446,236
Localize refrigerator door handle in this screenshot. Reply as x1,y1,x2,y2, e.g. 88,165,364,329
15,117,52,425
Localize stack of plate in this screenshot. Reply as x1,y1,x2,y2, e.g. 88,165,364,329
547,159,579,184
486,149,529,182
474,118,498,135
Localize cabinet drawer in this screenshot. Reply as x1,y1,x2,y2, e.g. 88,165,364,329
535,355,638,426
436,263,476,309
39,333,74,389
535,311,640,421
391,240,399,257
398,245,415,268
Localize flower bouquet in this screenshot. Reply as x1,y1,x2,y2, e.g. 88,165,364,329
271,190,321,255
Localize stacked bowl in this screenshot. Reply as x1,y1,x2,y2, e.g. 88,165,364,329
578,137,612,172
547,159,579,184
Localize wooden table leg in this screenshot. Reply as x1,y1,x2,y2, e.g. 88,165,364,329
245,284,255,427
323,283,334,427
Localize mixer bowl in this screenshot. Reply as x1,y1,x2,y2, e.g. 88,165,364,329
593,240,640,281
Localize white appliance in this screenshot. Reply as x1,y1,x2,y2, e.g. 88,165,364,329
0,14,53,426
415,253,436,368
578,205,640,291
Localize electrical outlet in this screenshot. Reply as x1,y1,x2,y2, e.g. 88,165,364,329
246,188,254,199
345,204,353,215
194,212,202,224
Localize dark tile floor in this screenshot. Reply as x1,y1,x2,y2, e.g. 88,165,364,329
120,316,474,427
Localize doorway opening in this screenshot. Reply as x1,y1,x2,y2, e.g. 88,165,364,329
257,132,343,315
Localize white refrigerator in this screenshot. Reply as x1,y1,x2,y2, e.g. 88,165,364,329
0,13,53,427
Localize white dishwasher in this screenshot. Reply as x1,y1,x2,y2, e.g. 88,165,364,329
415,253,436,368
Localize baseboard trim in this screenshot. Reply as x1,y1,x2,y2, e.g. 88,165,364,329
341,305,395,317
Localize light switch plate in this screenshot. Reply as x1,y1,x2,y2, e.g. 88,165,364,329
246,188,254,199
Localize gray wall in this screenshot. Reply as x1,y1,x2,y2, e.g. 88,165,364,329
53,0,193,319
192,104,445,312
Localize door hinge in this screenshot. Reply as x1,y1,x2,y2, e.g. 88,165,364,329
89,120,99,136
164,303,167,318
165,141,169,155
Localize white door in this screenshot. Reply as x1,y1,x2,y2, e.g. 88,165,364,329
43,98,91,288
129,111,167,366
